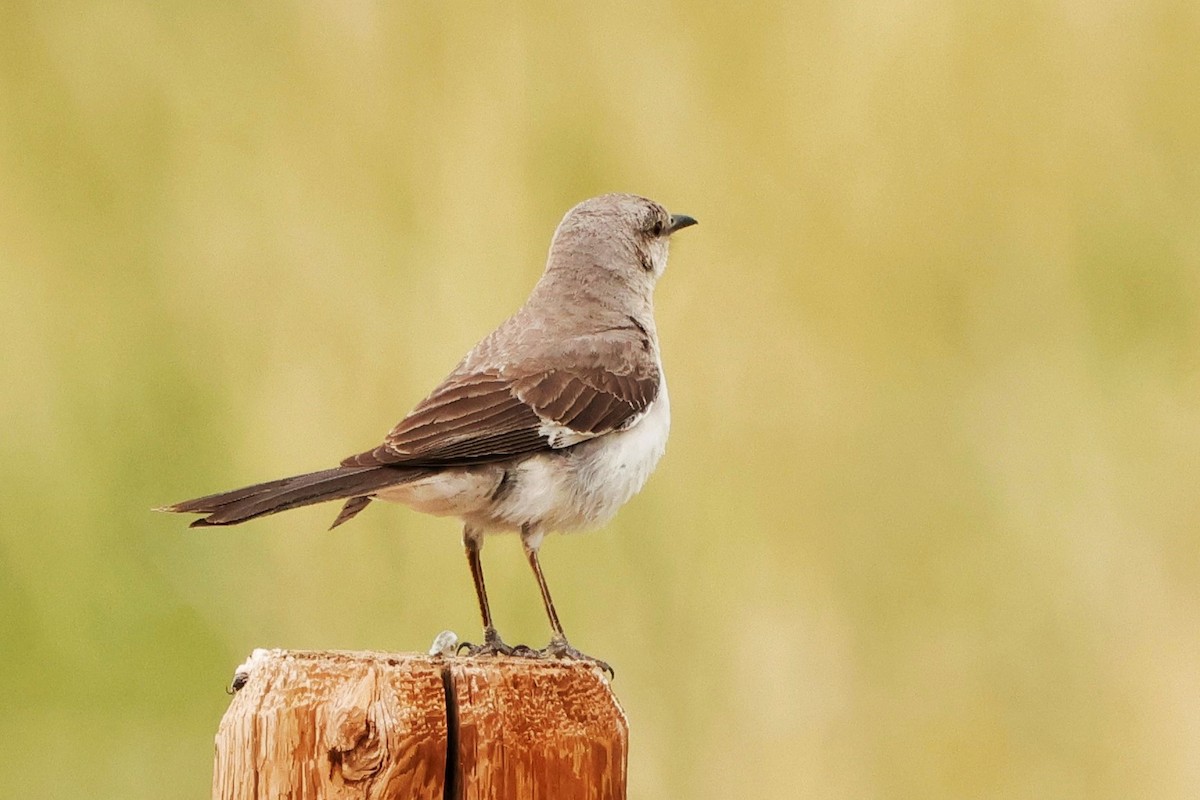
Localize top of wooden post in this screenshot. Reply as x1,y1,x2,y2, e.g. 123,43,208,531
213,648,627,800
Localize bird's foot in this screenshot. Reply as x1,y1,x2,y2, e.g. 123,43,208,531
540,635,614,678
457,627,539,658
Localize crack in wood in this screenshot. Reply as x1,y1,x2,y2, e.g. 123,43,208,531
213,651,625,799
440,664,460,800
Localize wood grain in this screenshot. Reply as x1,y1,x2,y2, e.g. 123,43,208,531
212,649,626,800
451,658,627,800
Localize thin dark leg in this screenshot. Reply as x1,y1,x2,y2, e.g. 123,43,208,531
464,529,495,634
522,529,612,676
524,542,565,641
459,527,535,658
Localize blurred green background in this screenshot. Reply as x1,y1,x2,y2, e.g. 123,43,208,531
2,2,1199,797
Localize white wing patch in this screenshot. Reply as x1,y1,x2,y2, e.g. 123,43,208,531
538,407,649,449
539,422,599,449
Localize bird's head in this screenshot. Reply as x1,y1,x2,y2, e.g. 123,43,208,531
547,193,697,284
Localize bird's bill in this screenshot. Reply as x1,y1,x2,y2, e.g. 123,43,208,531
668,213,698,234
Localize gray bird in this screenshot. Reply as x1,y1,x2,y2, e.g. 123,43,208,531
160,193,697,663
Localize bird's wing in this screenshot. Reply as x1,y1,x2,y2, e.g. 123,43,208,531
341,345,660,468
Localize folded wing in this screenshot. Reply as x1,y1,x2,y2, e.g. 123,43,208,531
343,354,659,468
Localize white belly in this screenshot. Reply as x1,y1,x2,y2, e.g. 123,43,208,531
494,379,670,533
375,378,670,535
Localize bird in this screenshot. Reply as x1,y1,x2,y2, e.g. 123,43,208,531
160,193,697,664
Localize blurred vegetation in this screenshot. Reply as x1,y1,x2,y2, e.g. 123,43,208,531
2,2,1199,798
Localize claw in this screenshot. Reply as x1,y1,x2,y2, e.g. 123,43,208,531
457,627,539,658
509,643,541,658
457,626,514,656
540,635,614,678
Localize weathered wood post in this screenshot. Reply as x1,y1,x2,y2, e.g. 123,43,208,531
212,649,627,800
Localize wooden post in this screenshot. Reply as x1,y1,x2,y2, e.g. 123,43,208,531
212,649,627,800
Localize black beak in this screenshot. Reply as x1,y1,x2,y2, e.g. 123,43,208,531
668,213,698,234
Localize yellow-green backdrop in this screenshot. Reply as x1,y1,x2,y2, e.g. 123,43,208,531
2,3,1198,798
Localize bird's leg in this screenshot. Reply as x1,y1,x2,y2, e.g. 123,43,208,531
522,527,613,676
458,527,531,657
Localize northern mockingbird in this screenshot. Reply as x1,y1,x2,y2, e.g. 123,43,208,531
161,193,697,663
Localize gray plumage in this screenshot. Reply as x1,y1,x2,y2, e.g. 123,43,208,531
161,192,696,658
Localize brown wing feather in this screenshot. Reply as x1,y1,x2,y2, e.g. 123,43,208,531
511,364,659,434
341,373,545,466
342,356,659,468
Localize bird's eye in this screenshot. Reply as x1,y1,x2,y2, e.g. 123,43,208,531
648,218,665,237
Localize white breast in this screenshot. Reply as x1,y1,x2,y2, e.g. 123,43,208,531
498,376,670,533
382,376,672,536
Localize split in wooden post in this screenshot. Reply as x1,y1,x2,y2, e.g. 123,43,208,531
212,648,627,800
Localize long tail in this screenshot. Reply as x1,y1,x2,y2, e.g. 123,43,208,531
157,465,427,529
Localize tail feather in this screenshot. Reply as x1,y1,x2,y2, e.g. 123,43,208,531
159,466,424,527
330,496,373,530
